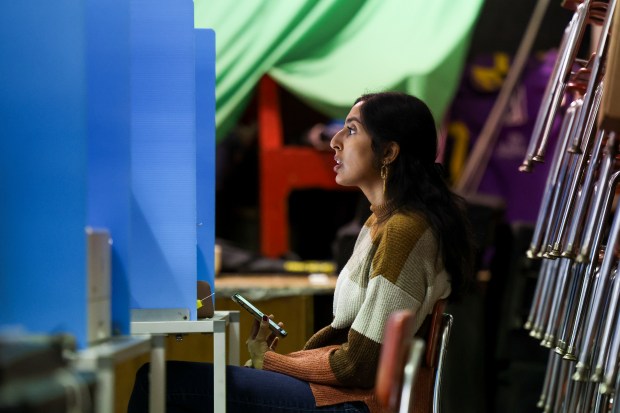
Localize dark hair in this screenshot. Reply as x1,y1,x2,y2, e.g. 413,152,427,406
355,92,475,300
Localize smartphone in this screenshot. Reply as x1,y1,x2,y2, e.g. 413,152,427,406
231,293,288,338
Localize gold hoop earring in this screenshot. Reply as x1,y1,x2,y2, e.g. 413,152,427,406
381,162,389,194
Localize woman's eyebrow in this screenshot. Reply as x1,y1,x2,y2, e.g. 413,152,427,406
346,116,361,124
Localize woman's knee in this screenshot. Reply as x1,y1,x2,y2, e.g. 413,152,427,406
134,362,150,390
127,362,151,413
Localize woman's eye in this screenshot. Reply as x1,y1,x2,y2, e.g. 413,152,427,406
347,126,355,135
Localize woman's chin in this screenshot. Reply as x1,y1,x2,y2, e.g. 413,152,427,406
335,176,355,188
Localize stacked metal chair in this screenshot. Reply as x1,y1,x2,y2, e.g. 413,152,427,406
520,0,620,411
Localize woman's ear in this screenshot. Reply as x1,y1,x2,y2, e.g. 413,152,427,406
383,141,400,164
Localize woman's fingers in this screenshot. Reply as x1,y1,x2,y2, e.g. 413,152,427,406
249,314,284,346
266,321,285,346
249,318,260,340
267,323,284,350
268,336,279,350
254,315,272,341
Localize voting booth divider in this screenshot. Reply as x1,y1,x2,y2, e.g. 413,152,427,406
0,0,216,349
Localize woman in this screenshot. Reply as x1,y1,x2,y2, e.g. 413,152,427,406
128,92,475,413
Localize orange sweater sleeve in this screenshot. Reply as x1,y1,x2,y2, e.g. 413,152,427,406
262,345,341,385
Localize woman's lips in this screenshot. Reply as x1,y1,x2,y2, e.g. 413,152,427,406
334,158,342,173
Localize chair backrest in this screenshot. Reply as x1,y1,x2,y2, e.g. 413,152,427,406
376,310,426,412
423,300,447,369
376,300,453,413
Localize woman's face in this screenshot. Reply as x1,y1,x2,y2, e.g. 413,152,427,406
330,101,382,193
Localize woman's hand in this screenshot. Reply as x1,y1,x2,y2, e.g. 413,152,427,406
245,314,283,369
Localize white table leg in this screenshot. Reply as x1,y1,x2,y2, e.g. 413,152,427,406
150,335,166,413
228,311,240,366
213,319,227,413
96,358,114,413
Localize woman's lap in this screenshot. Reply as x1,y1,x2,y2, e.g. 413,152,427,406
127,361,369,413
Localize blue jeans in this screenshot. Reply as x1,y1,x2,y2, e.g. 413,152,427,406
127,361,370,413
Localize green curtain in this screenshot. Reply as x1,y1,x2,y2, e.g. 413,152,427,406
195,0,484,142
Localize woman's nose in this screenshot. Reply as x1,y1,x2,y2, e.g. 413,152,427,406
330,130,342,151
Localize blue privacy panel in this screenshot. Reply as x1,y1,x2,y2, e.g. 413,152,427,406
195,28,216,302
0,3,89,345
86,0,131,335
129,0,197,319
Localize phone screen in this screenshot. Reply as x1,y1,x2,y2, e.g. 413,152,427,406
232,293,288,338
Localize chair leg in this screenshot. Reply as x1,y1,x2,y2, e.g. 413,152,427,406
433,314,453,413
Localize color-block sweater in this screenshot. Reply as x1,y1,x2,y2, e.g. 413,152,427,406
263,205,451,413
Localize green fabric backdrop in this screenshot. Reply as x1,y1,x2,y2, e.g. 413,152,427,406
195,0,484,141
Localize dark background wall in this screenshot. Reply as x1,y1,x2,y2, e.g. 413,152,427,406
469,0,576,56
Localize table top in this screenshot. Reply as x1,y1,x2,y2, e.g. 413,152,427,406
74,336,151,369
214,274,338,301
130,311,235,334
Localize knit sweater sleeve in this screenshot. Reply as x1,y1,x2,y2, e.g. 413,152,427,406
263,346,342,386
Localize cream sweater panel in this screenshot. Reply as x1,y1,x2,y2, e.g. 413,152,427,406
332,222,451,343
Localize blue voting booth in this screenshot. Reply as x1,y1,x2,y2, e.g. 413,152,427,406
0,1,216,349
